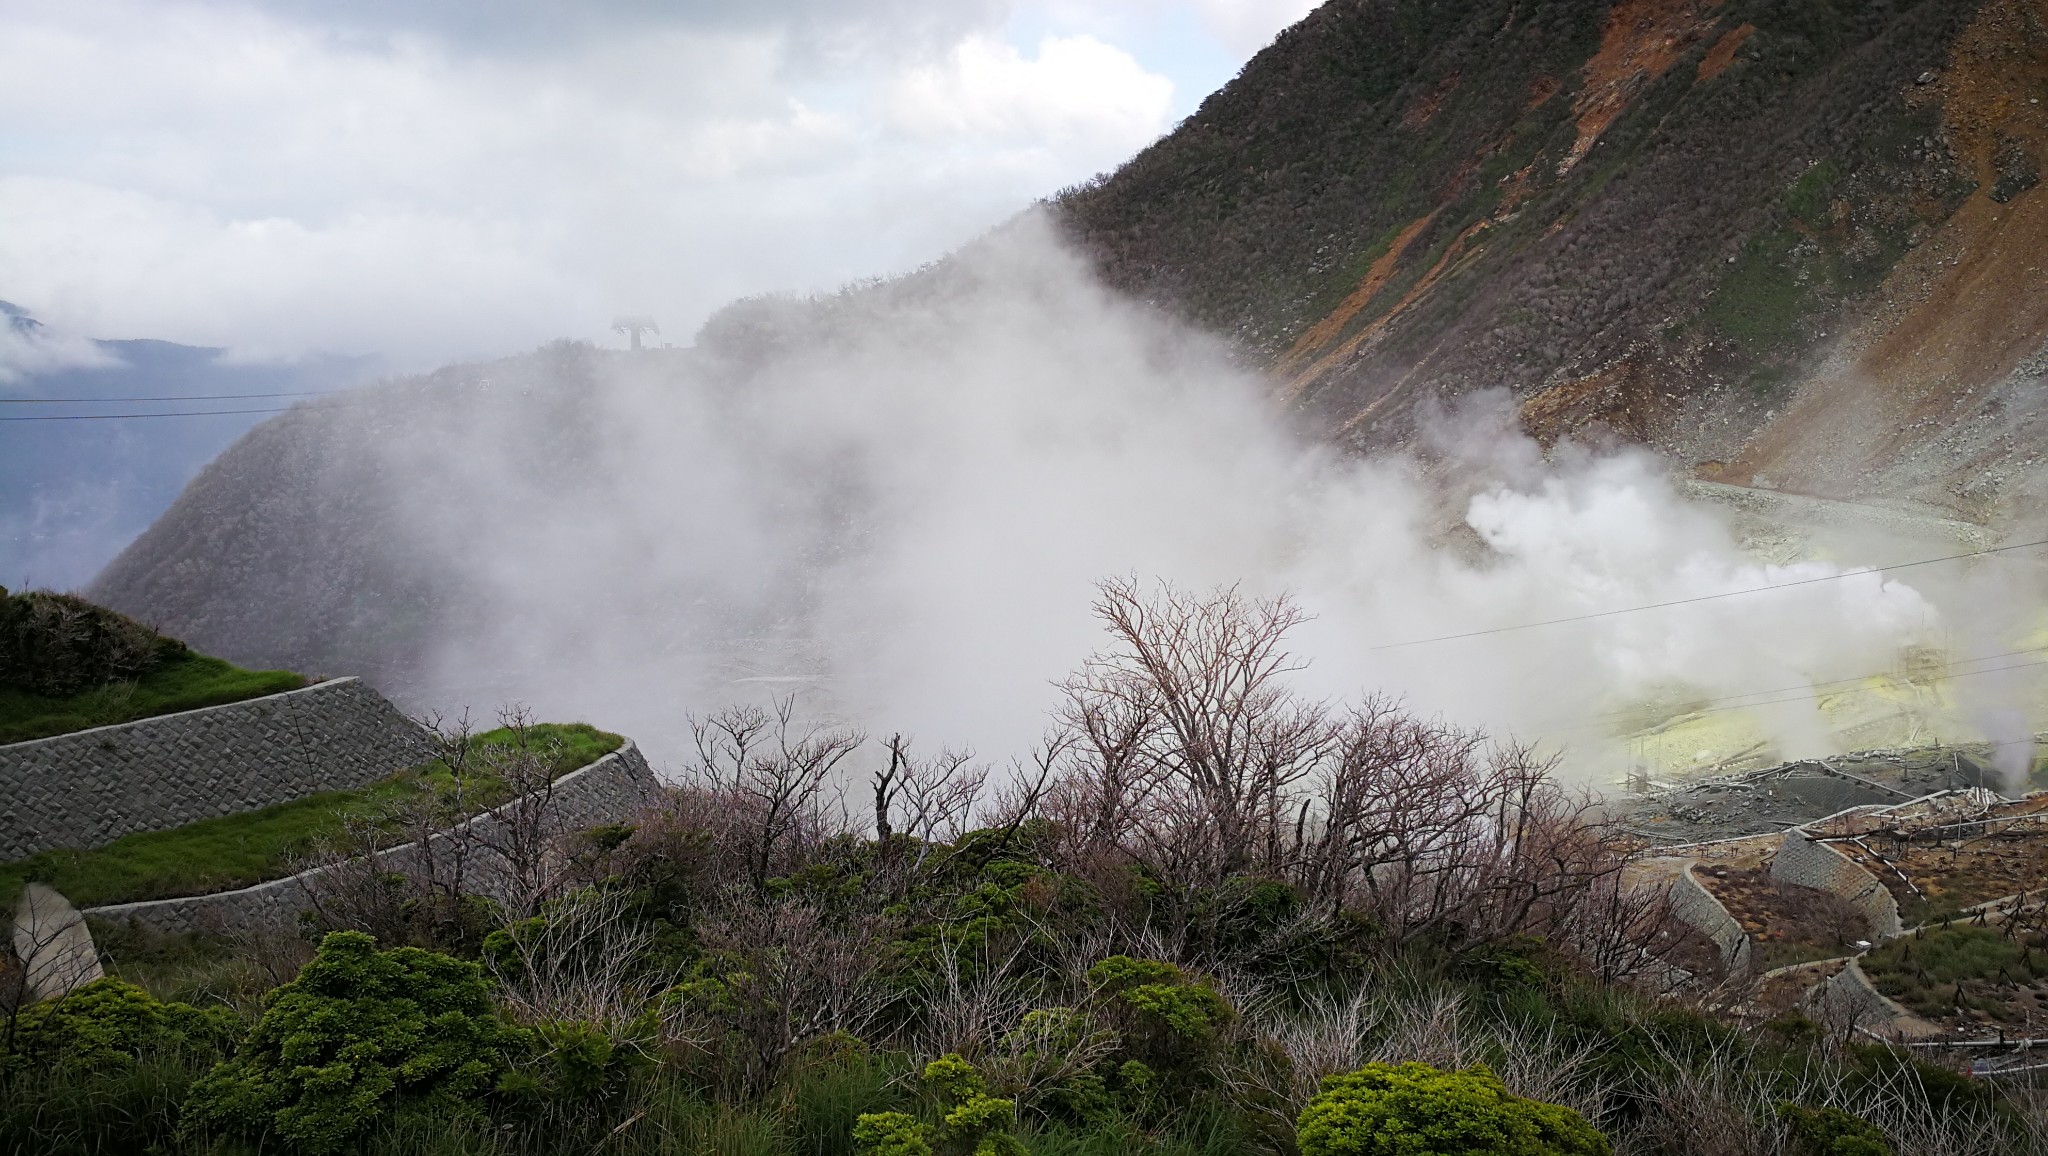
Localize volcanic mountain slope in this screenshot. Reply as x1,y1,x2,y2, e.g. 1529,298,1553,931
87,0,2048,691
1055,0,2048,516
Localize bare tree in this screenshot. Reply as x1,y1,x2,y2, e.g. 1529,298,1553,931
683,697,862,894
873,736,989,873
1040,578,1631,959
402,709,484,917
470,706,570,918
300,706,577,941
1053,578,1335,896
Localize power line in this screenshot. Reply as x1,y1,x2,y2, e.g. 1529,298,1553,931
0,388,343,404
0,399,374,422
0,405,305,422
1371,538,2048,650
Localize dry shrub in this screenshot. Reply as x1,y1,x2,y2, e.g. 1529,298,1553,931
0,589,168,695
1040,578,1652,967
1223,984,1614,1139
672,899,891,1093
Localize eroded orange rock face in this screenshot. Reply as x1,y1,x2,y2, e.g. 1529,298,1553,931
1696,22,1755,83
1560,0,1722,176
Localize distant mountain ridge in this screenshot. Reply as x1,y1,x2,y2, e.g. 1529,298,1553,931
1055,0,2048,517
0,304,371,591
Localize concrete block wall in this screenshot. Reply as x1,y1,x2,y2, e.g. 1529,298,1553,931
1666,862,1754,974
1806,957,1923,1039
83,740,663,938
1770,828,1903,939
1,678,432,860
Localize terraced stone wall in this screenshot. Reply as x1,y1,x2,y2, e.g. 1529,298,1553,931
82,740,663,938
0,678,432,860
1771,828,1903,939
1807,958,1919,1039
1666,862,1754,974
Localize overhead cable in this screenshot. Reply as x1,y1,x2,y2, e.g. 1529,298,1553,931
0,388,342,404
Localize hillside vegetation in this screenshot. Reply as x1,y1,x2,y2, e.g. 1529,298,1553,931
0,588,304,744
1055,0,2048,513
4,582,2036,1155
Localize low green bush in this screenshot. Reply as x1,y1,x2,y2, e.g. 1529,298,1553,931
855,1110,934,1156
180,931,517,1154
1296,1061,1610,1156
854,1055,1023,1156
0,589,168,698
0,977,240,1077
1085,955,1232,1075
1777,1102,1894,1156
497,1019,652,1108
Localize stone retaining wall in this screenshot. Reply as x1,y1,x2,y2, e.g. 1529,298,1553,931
1806,957,1925,1039
1666,861,1754,974
1,678,432,860
1770,828,1903,939
83,741,662,938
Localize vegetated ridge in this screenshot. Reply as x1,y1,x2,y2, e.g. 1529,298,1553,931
0,587,303,744
1055,0,2048,518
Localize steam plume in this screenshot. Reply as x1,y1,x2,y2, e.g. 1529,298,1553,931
295,214,2029,779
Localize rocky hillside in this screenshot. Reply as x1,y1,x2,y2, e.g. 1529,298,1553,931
1057,0,2048,517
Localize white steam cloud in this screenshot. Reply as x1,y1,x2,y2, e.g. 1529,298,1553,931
339,215,2014,779
0,307,115,386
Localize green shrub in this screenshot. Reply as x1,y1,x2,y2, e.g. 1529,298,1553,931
180,930,515,1153
1118,980,1232,1045
921,1053,988,1105
855,1110,935,1156
1777,1103,1893,1156
1296,1062,1610,1156
0,977,239,1076
1085,955,1182,995
497,1019,652,1107
1454,938,1548,993
1086,955,1233,1074
855,1054,1026,1156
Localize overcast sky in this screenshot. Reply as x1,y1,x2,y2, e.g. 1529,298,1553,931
0,0,1316,368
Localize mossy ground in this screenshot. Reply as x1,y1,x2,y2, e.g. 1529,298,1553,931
0,652,307,745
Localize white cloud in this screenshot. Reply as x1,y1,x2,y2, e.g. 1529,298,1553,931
0,308,117,387
886,34,1173,151
0,0,1200,365
1191,0,1318,55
